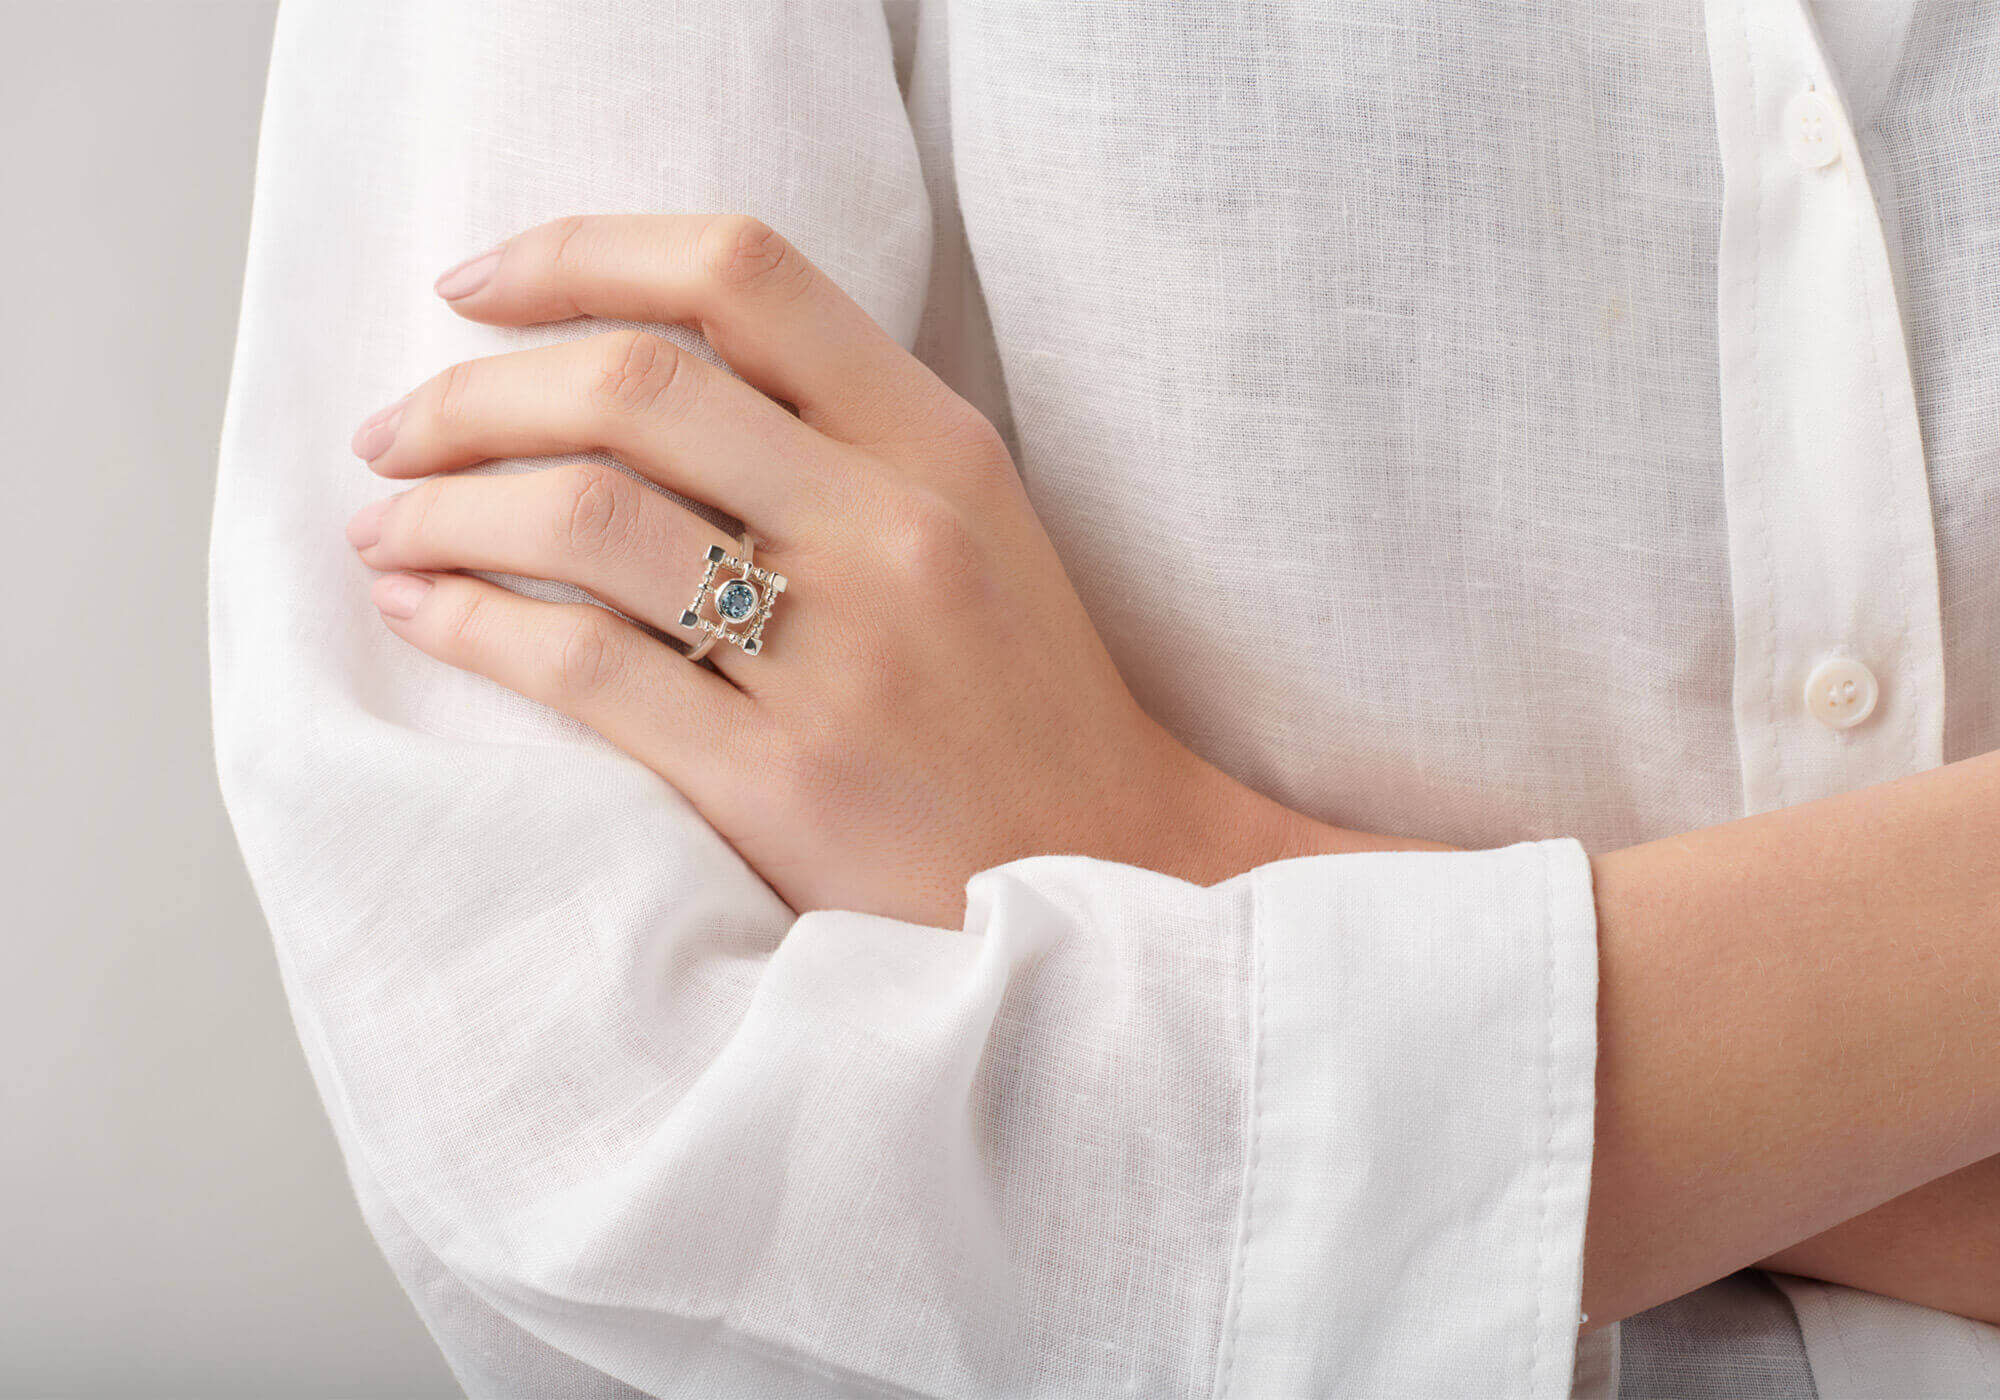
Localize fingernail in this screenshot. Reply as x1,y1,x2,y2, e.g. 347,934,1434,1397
372,573,433,619
352,397,409,462
346,496,393,550
357,392,409,429
435,246,503,299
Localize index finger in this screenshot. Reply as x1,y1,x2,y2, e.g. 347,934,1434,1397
433,213,961,450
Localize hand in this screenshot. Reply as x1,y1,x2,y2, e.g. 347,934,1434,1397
345,215,1419,927
342,215,1996,1330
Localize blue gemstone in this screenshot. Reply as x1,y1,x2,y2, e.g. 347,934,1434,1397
716,579,758,622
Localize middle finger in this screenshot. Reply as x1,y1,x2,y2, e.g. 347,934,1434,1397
354,328,837,547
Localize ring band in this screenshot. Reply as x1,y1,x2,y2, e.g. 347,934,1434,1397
680,529,787,661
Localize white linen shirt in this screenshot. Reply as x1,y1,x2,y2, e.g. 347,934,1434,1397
209,0,2000,1395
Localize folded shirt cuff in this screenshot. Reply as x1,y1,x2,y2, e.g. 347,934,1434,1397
1215,836,1600,1400
1765,1270,2000,1399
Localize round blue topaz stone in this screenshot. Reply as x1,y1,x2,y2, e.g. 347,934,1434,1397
715,578,759,623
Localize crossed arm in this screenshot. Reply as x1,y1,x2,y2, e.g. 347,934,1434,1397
1580,751,2000,1331
342,211,2000,1334
1316,746,2000,1332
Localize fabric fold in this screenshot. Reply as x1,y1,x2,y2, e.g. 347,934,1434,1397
1215,839,1600,1400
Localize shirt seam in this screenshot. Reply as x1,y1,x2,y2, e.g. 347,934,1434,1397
1531,839,1555,1393
1845,119,1934,782
1839,126,1913,776
1742,0,1785,817
1211,871,1266,1400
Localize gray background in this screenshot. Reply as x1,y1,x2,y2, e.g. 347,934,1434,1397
0,4,459,1395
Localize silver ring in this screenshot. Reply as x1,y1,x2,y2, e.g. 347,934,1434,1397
679,529,787,661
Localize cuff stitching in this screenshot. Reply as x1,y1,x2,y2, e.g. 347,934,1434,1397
1532,839,1555,1392
1211,873,1268,1400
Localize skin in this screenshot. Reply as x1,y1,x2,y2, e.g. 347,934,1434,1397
347,213,1998,1338
1758,1154,2000,1328
350,214,1437,929
1581,752,2000,1331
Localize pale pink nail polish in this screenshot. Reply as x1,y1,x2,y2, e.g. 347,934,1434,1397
435,246,502,300
346,496,392,550
352,400,407,462
357,392,409,429
373,573,432,619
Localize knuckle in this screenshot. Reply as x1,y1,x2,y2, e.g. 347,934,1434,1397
697,215,813,302
906,393,1015,473
941,403,1013,469
554,463,630,558
879,491,985,606
588,328,688,421
385,478,448,550
440,588,487,655
770,718,860,808
553,609,620,702
545,214,593,276
432,358,482,430
430,358,480,433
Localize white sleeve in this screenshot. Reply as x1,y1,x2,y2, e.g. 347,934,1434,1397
210,3,1601,1396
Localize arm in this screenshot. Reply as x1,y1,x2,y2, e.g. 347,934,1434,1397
217,5,1598,1396
1758,1154,2000,1329
343,200,2000,1345
1578,748,2000,1331
1285,748,2000,1333
220,8,1990,1399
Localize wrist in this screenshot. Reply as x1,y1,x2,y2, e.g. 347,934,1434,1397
1135,741,1455,889
1276,803,1463,861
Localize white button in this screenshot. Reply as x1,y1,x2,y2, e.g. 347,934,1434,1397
1785,89,1842,169
1805,656,1878,729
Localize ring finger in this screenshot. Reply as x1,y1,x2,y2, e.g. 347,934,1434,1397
346,463,798,691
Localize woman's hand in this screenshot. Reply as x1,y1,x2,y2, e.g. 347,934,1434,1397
344,214,2000,1332
346,214,1421,927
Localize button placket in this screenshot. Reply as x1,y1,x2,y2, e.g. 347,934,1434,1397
1706,0,1944,816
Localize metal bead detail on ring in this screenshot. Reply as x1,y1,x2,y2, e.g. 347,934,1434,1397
679,530,786,660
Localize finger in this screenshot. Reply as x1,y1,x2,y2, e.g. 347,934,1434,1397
347,465,795,690
433,213,963,449
367,569,761,798
357,328,836,545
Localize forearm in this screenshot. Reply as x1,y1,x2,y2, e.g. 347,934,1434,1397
1755,1151,2000,1327
1580,747,2000,1330
1199,740,2000,1331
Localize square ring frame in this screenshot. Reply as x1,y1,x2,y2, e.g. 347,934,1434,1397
678,542,787,656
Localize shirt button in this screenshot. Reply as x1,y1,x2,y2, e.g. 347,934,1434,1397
1805,656,1878,730
1785,88,1842,169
